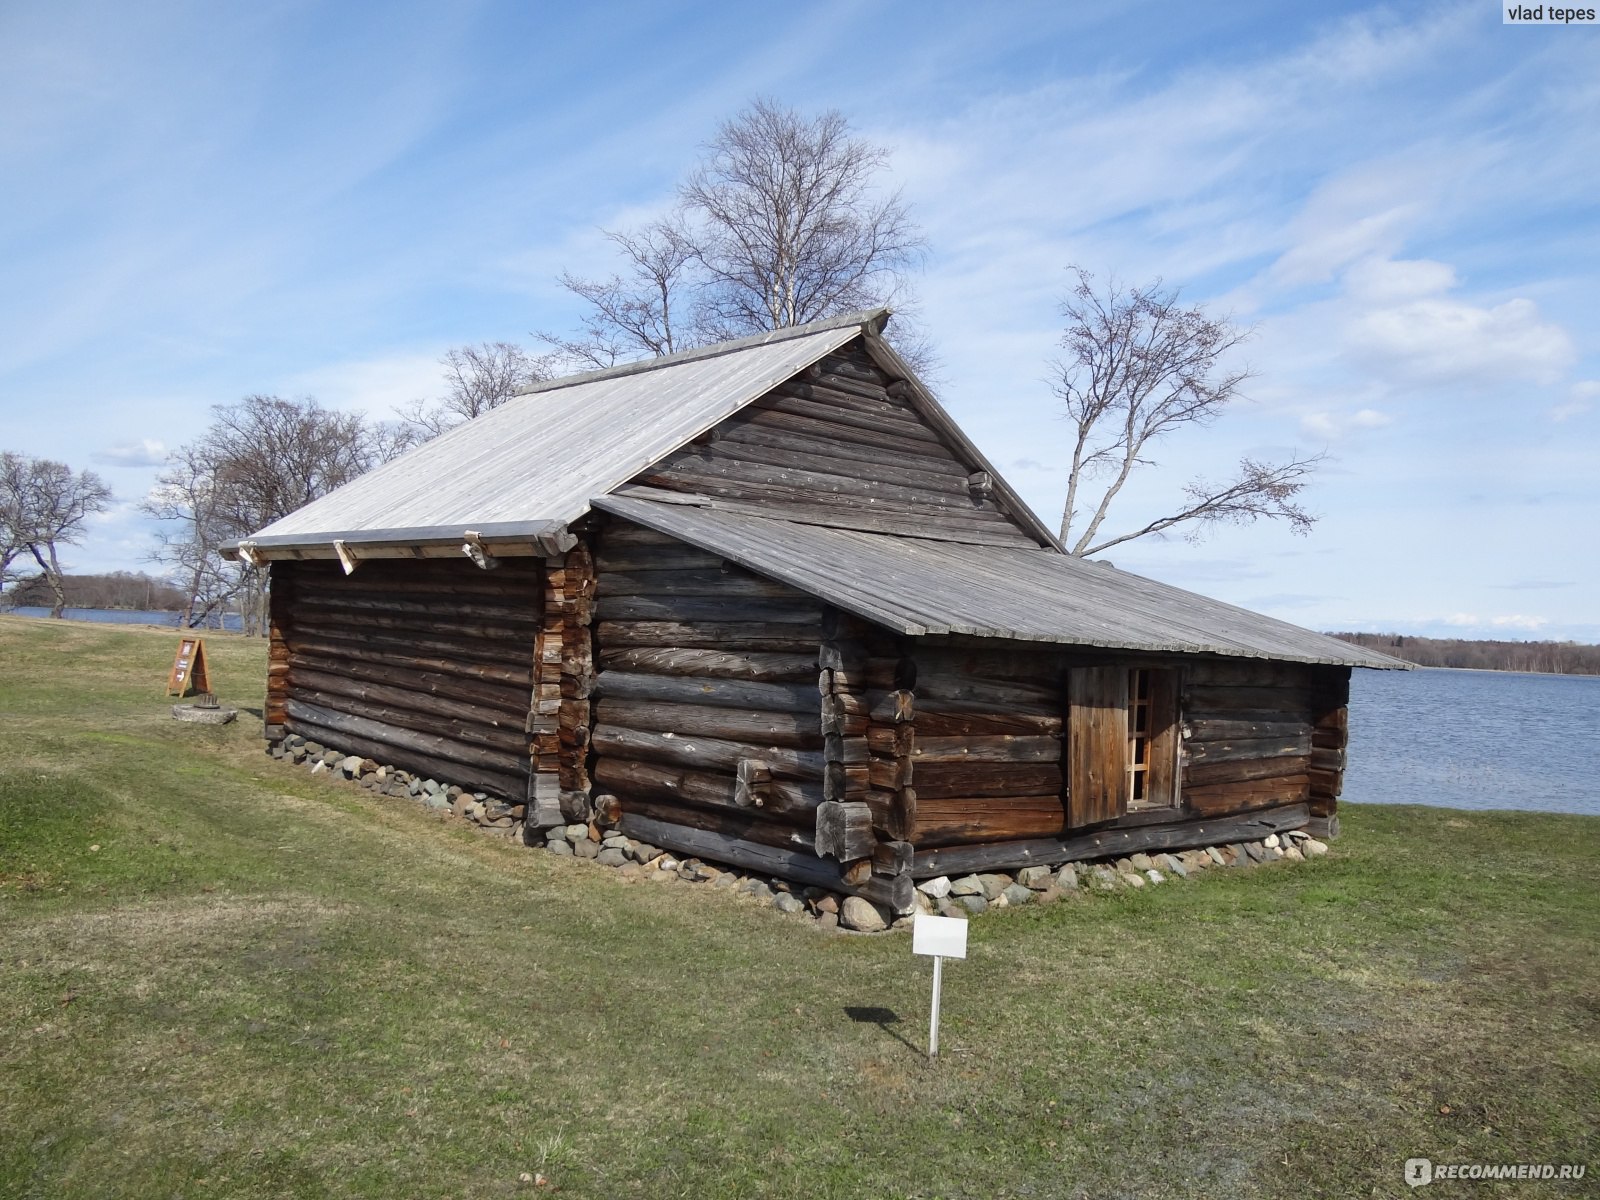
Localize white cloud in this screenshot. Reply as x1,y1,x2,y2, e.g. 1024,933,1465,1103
1300,407,1393,439
1551,380,1599,421
284,351,446,416
93,438,168,467
1346,290,1575,386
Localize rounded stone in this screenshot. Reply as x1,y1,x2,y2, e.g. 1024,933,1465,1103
840,896,888,931
172,703,237,724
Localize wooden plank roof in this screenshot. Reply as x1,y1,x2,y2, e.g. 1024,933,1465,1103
595,494,1407,669
239,314,882,551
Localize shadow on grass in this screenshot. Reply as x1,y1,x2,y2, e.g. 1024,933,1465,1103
845,1005,923,1055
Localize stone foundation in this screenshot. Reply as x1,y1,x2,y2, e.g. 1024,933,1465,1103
268,736,1329,932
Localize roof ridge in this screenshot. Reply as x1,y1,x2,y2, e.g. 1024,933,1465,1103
516,308,891,398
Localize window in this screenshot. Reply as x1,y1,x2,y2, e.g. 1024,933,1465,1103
1068,665,1179,826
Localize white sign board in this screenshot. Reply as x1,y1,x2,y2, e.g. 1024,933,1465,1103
912,913,968,960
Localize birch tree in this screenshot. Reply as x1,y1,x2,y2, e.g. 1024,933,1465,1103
1054,268,1323,557
549,100,926,366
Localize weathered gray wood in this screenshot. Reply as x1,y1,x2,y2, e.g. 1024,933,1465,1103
283,715,525,798
1184,715,1313,742
596,671,822,714
1184,733,1313,764
815,800,876,861
596,569,804,600
288,666,528,733
596,646,817,682
285,698,528,776
290,684,528,756
692,434,973,495
712,419,967,478
596,620,821,653
591,723,824,780
897,734,1061,763
593,698,822,749
911,803,1312,877
287,651,532,714
1184,753,1311,787
619,813,913,914
649,451,1002,514
594,594,822,624
594,756,822,820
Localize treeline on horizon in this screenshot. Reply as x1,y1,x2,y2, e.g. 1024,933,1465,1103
2,571,191,612
1331,632,1600,676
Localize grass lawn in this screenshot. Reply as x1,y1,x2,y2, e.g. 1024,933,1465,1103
1,615,1596,1198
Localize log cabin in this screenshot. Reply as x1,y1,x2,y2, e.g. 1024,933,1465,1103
227,310,1403,915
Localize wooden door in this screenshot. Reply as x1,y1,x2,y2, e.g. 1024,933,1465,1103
1067,666,1128,828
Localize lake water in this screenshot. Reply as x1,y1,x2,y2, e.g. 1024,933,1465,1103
5,607,243,632
1346,667,1598,817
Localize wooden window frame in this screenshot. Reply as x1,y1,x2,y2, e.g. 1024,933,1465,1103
1068,663,1181,828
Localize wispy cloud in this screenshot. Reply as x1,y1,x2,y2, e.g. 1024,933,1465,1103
93,439,168,467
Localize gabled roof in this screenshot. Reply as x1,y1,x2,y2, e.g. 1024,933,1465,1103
238,312,891,554
596,494,1406,669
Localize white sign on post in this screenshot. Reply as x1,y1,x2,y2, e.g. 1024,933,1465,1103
912,914,968,1059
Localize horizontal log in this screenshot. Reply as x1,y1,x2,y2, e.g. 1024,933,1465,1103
593,546,727,574
693,435,973,497
286,627,538,672
649,450,998,514
595,671,820,714
911,762,1064,800
749,392,944,445
291,609,536,649
618,813,913,914
1184,733,1313,765
592,724,825,781
1310,746,1346,772
594,698,822,749
1184,774,1310,816
284,698,528,776
906,706,1063,737
596,646,817,682
594,594,821,624
593,756,819,824
287,637,533,690
711,418,967,479
912,671,1060,710
1311,725,1348,750
896,734,1061,763
910,803,1311,877
281,715,525,799
914,795,1068,849
288,660,528,723
1182,661,1314,688
1184,713,1312,742
597,620,820,653
1183,753,1311,787
289,668,531,742
293,590,540,625
1183,685,1320,713
287,675,528,752
619,796,818,854
595,568,803,600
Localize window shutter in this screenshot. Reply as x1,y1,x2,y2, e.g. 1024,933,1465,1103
1067,666,1128,827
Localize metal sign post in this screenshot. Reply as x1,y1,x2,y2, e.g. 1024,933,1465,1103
912,914,968,1060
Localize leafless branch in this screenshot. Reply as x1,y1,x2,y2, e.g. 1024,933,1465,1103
1054,267,1318,555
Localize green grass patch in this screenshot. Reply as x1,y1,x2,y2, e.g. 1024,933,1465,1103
1,614,1596,1198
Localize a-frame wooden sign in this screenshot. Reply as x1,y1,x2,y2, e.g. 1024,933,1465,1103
167,636,211,698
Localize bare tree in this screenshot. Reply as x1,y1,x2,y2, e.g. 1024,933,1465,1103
398,341,550,440
142,441,244,628
0,451,113,617
1054,268,1323,557
146,395,393,634
550,99,927,367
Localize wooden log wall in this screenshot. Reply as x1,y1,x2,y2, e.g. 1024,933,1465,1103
1180,660,1349,818
273,558,541,800
590,521,826,850
813,610,914,896
265,565,293,740
895,643,1068,849
527,543,597,828
623,339,1040,549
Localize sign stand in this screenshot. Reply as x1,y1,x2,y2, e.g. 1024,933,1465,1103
166,636,211,698
912,914,968,1060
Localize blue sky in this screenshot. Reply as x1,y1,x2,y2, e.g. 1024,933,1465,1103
2,0,1595,640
